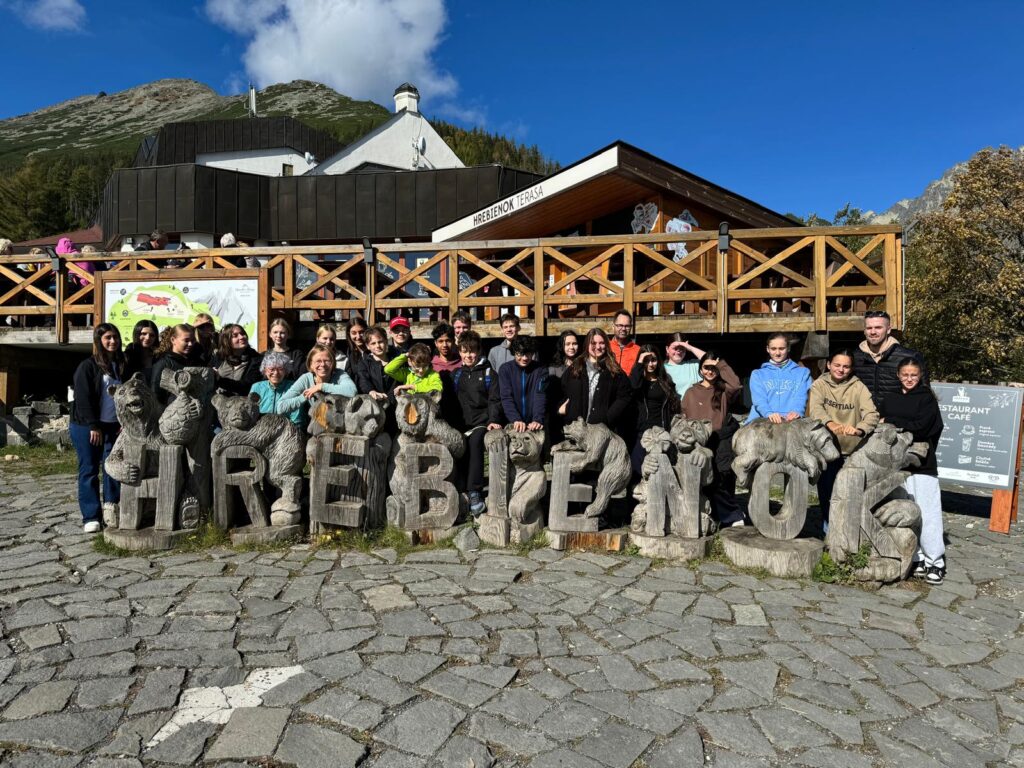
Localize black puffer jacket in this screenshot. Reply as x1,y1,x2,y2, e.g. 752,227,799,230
853,340,928,403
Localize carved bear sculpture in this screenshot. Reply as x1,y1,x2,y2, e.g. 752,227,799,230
507,430,547,528
731,417,840,487
212,393,305,521
551,418,630,519
105,374,162,488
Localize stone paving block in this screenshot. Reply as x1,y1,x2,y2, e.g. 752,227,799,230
793,746,875,768
128,667,185,716
18,624,61,650
341,669,416,706
0,709,120,752
435,734,493,768
598,654,656,691
206,706,289,760
421,670,500,708
640,683,714,716
143,721,218,765
295,629,375,660
276,722,367,768
370,651,445,683
751,706,833,750
646,726,705,768
468,712,553,755
576,690,686,736
2,680,76,719
696,712,775,757
716,660,779,699
534,699,607,740
449,664,518,689
376,699,465,756
575,721,654,768
528,749,605,768
77,677,134,709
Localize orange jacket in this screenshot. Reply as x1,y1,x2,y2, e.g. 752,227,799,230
610,339,640,375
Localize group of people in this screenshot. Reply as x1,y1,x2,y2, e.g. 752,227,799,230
69,307,946,584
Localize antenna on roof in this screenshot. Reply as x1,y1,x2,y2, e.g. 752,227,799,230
247,83,258,118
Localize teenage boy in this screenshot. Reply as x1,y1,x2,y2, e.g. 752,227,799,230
487,312,520,373
384,342,443,395
746,332,812,424
451,310,472,344
431,322,462,373
499,335,547,432
449,331,503,515
388,316,414,356
609,309,640,375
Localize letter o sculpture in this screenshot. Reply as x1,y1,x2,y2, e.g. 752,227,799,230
747,462,808,540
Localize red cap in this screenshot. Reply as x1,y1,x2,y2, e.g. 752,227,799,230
389,316,410,330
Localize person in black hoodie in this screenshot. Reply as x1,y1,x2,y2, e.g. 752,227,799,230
354,326,397,435
559,327,631,430
878,357,946,584
448,331,503,515
629,344,681,474
211,324,263,395
70,323,124,533
151,324,196,405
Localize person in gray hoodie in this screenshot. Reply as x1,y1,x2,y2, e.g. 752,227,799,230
808,349,879,528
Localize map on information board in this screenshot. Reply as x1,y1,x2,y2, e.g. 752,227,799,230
103,278,259,342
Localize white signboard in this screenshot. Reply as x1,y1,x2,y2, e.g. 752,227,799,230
103,277,260,342
934,382,1023,490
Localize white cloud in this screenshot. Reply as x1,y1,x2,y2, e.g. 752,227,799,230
2,0,86,31
205,0,457,106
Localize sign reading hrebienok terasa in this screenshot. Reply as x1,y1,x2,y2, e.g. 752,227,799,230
933,383,1023,491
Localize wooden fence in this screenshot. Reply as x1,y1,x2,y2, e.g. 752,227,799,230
0,225,902,342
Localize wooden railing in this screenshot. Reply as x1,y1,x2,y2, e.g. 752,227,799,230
0,225,902,341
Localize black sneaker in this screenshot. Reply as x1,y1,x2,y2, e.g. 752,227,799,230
925,565,945,585
468,491,485,517
911,561,926,578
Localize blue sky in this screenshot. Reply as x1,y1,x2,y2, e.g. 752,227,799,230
2,0,1022,218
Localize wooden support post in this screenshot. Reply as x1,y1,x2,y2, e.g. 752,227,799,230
623,243,634,319
448,250,459,320
813,236,827,331
533,246,545,335
54,259,67,345
884,233,899,323
990,402,1024,534
716,249,729,333
365,254,376,323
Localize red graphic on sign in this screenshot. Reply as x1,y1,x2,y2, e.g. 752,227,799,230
137,293,171,307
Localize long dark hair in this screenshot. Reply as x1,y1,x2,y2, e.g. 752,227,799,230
217,323,255,364
569,328,621,377
552,330,579,368
639,344,680,409
125,319,159,365
344,316,368,366
92,323,124,376
698,350,727,390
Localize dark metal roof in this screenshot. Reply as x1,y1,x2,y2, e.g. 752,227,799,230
133,117,345,167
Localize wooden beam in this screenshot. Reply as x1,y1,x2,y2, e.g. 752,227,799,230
814,236,827,331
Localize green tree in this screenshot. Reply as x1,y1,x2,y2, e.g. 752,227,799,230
905,147,1024,382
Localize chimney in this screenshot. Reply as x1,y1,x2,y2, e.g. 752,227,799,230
393,83,420,114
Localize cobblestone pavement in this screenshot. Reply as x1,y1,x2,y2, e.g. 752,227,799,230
0,470,1021,767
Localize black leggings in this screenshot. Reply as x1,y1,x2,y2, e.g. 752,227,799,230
459,427,487,493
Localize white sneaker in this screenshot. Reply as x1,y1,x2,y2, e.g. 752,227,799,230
83,521,101,534
729,519,746,527
102,502,119,528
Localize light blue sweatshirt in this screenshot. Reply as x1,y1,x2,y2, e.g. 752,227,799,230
275,370,357,424
745,359,812,423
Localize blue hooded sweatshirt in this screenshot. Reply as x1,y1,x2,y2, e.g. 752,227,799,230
745,359,812,423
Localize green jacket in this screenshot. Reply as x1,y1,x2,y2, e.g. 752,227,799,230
384,353,443,393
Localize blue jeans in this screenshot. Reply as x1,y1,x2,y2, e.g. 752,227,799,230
70,421,120,524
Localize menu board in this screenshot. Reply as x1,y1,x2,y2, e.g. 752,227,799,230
933,383,1023,490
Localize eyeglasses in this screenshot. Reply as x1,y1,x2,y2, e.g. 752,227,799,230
864,311,891,320
613,323,631,329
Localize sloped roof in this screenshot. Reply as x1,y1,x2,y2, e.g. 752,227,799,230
15,224,103,250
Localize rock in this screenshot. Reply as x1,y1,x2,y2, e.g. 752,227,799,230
454,526,480,553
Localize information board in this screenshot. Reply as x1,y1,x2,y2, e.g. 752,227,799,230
933,383,1023,490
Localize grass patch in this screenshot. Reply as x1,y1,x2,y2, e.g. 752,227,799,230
92,535,139,558
173,522,231,553
0,444,77,477
513,530,549,557
314,524,456,559
812,543,871,584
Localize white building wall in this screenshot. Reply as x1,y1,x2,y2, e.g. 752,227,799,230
315,111,464,175
195,148,314,177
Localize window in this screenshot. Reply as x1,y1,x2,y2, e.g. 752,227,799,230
282,164,293,177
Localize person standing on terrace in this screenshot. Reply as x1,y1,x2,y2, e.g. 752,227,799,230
609,309,641,375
